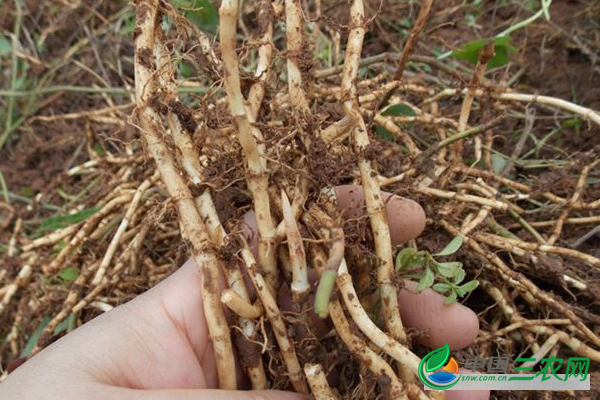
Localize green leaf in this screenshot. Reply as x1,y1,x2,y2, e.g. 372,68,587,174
381,103,416,117
0,33,11,56
21,316,52,357
38,206,102,233
435,236,464,256
395,247,416,270
453,269,466,285
92,143,105,156
375,126,395,142
562,118,581,129
451,36,515,68
120,15,136,35
491,153,508,174
417,267,435,292
425,343,450,372
444,290,458,304
53,313,76,335
435,261,462,278
172,0,219,34
459,279,479,293
179,60,195,78
19,186,35,197
432,282,453,294
58,267,80,283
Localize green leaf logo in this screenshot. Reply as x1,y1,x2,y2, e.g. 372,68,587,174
425,343,450,373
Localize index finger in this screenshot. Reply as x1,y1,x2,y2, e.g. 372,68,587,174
335,185,426,245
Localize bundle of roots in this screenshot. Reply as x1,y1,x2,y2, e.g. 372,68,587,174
2,0,600,399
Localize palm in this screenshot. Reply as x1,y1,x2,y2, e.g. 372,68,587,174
1,187,488,400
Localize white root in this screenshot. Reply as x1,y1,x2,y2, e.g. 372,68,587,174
133,0,236,389
341,0,406,343
219,0,279,293
281,190,309,308
239,240,308,393
304,363,340,400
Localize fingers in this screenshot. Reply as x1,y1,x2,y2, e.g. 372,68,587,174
335,185,426,245
334,185,479,350
445,370,491,400
241,185,426,250
115,386,311,400
446,390,490,400
399,281,479,350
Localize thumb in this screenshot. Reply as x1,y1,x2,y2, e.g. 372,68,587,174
115,387,312,400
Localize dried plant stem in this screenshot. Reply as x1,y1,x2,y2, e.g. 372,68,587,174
328,302,407,400
548,162,593,245
92,175,154,284
321,115,356,144
134,0,236,389
427,89,600,127
221,289,265,319
452,42,495,158
154,33,266,389
0,265,31,317
22,225,78,252
342,0,406,344
284,0,310,112
477,318,572,340
219,0,279,293
415,186,512,211
304,363,340,400
371,114,420,156
43,194,133,274
378,0,434,109
302,204,344,318
337,260,421,375
239,241,308,393
282,190,309,308
442,221,600,348
475,232,600,271
247,0,275,120
482,281,600,362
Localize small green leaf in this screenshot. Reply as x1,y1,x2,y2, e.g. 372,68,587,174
21,316,52,357
381,103,416,117
375,126,395,142
53,313,76,335
435,261,462,278
432,282,453,294
58,267,80,283
451,36,515,68
395,247,416,270
435,236,464,256
0,33,11,56
38,206,102,233
172,0,219,34
562,118,581,129
459,279,479,293
453,269,466,285
120,15,136,35
491,153,508,174
417,267,435,292
425,343,450,372
444,290,458,304
178,60,195,78
19,186,35,197
92,143,105,156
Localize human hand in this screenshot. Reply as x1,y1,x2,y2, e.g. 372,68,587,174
0,185,488,400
